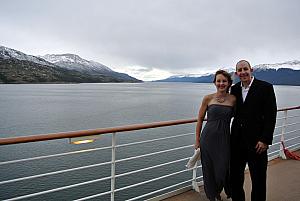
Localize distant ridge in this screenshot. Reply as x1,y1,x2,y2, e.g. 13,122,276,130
252,68,300,85
40,54,113,73
154,61,300,86
0,46,142,84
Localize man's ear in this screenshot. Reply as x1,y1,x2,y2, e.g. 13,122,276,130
250,68,253,72
235,72,238,75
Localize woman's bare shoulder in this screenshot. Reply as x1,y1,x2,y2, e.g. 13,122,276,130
203,93,215,102
200,94,214,106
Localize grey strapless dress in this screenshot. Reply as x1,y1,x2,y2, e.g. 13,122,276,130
200,104,233,200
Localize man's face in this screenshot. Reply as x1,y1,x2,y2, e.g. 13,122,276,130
235,61,253,83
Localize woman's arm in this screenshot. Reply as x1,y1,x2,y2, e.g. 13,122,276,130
195,95,209,149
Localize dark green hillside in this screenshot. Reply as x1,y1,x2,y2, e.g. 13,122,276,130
0,59,66,83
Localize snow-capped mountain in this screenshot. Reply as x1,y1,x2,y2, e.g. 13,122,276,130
254,60,300,71
169,73,211,78
40,54,113,73
155,60,300,85
0,46,55,67
0,46,141,83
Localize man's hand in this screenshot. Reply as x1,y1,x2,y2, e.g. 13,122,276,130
255,141,268,154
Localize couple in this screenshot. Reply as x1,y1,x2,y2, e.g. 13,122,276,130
195,60,277,201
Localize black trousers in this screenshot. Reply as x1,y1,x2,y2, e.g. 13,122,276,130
231,142,268,201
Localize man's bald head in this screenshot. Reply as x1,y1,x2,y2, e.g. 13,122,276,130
236,60,252,69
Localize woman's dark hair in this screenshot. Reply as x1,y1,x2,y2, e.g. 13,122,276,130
213,69,233,93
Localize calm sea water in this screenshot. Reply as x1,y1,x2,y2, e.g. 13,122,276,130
0,83,299,200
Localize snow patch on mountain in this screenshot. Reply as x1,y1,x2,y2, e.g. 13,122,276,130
254,60,300,70
0,46,55,66
171,73,210,78
162,60,300,81
171,67,236,78
40,54,113,72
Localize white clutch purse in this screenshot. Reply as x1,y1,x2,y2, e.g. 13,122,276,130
186,148,201,169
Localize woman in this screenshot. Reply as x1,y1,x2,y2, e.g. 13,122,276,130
195,70,235,201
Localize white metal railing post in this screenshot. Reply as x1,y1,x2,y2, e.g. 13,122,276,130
279,110,288,159
111,132,116,201
192,162,200,192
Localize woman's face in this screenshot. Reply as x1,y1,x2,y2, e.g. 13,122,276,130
214,74,229,92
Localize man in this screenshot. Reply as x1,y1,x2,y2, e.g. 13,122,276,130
230,60,277,201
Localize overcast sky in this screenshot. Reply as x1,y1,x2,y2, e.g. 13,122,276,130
1,0,300,81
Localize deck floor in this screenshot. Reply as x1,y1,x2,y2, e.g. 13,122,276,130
163,150,300,201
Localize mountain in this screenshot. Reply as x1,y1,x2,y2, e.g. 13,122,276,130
40,53,141,82
252,68,300,85
254,60,300,70
155,61,300,86
0,46,56,67
0,46,141,84
155,74,214,83
40,54,113,73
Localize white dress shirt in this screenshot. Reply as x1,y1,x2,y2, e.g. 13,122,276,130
241,76,254,102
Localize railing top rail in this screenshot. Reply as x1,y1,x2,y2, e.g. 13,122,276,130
0,118,197,145
0,106,299,146
277,106,300,112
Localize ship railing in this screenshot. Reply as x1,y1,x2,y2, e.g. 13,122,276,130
0,106,299,201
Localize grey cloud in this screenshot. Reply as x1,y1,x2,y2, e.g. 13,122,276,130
1,0,300,74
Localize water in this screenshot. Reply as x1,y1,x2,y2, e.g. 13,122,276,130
0,83,299,200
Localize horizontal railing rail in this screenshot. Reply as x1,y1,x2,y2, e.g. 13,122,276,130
277,105,300,112
0,119,197,145
0,106,299,201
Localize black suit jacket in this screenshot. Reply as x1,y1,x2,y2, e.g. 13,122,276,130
231,78,277,147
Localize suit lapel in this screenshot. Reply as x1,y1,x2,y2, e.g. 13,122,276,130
235,82,244,105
